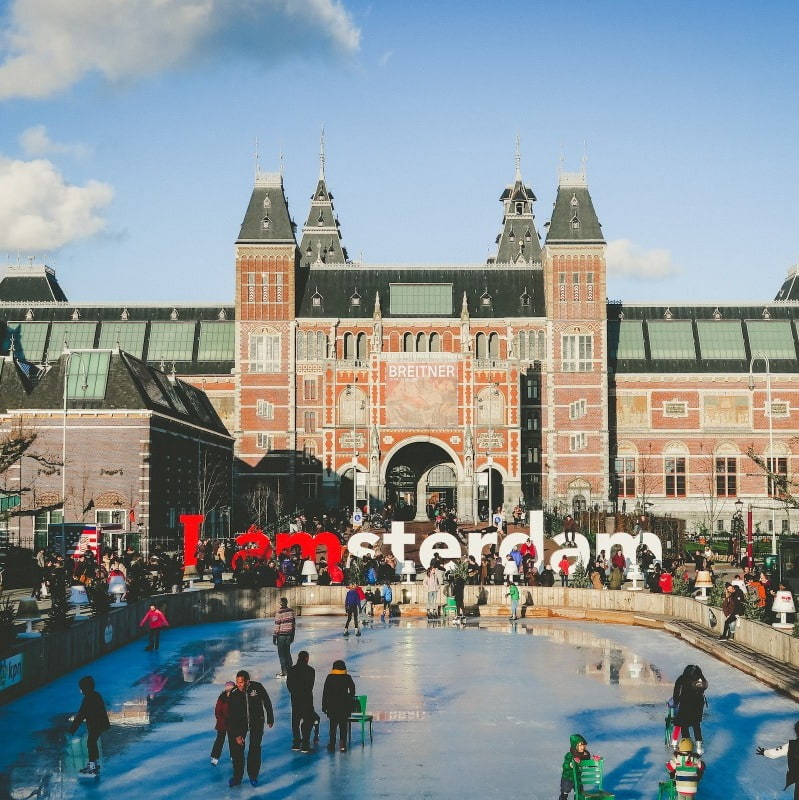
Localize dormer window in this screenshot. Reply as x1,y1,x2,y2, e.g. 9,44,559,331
25,309,34,320
515,202,523,215
71,309,81,320
508,227,515,242
217,308,227,320
524,228,532,242
712,308,722,320
570,193,578,209
350,287,362,308
763,308,772,320
261,215,270,230
121,308,129,320
170,308,179,320
571,215,580,230
263,196,271,210
312,288,323,308
306,243,313,256
480,288,492,308
317,211,324,226
520,288,532,308
664,308,673,320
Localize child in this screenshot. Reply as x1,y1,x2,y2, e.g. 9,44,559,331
506,581,520,620
69,675,110,776
559,733,592,800
756,720,799,800
139,602,169,651
379,581,393,621
667,737,705,798
210,681,235,765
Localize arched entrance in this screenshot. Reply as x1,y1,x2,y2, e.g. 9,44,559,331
339,466,366,514
383,442,459,522
477,467,504,522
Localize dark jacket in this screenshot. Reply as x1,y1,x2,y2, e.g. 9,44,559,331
786,738,799,790
70,689,110,737
286,662,315,709
227,681,274,737
322,669,356,721
214,689,232,733
673,666,708,727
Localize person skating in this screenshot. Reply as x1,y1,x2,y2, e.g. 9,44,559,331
273,597,296,677
558,733,592,800
210,681,235,765
139,602,169,651
69,675,110,777
506,581,520,620
227,670,274,787
321,659,356,753
671,664,708,754
756,720,799,800
667,737,705,798
286,650,317,753
343,584,361,636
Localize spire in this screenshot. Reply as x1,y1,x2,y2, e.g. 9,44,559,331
491,137,542,265
319,126,326,182
545,165,604,245
373,290,382,320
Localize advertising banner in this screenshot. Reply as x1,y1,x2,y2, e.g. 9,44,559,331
384,362,458,427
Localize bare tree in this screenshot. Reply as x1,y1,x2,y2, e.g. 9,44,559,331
746,443,796,510
245,482,271,530
197,449,228,537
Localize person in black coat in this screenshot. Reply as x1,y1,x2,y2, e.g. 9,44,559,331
671,664,708,754
321,659,356,752
69,675,110,776
757,720,799,800
227,670,275,787
286,651,319,752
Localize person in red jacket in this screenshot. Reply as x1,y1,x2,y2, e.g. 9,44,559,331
211,681,235,765
139,603,169,651
659,570,674,594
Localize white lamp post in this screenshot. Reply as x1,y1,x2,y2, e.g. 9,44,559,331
749,352,777,557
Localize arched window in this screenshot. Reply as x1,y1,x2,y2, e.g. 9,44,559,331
316,331,327,359
664,443,689,498
475,333,487,359
356,332,368,360
488,332,499,358
417,332,428,352
536,330,545,360
403,332,415,352
344,332,356,360
296,330,306,360
429,332,441,352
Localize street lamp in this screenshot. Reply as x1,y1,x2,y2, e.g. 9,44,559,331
733,498,744,566
749,352,777,556
61,348,89,544
347,381,361,524
485,383,499,526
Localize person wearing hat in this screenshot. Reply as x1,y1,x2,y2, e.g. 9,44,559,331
667,737,704,797
210,681,236,765
757,721,799,800
273,597,296,677
321,659,356,752
558,733,591,800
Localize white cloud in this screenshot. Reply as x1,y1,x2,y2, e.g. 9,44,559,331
0,0,361,100
19,125,89,159
0,156,114,250
606,238,677,280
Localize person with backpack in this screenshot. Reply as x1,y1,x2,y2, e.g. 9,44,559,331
379,580,393,621
667,737,705,798
670,665,709,754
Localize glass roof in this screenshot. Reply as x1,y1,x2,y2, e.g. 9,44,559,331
198,322,234,360
696,320,746,359
66,351,110,401
98,322,146,358
616,320,646,359
647,320,696,360
746,320,796,360
4,322,48,362
390,284,452,315
147,322,196,362
46,322,97,361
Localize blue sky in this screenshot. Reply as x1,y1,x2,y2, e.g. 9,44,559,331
0,0,797,304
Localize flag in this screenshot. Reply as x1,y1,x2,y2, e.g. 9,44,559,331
66,526,99,560
83,499,95,514
129,508,135,523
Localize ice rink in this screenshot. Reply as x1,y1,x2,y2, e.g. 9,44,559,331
1,615,797,799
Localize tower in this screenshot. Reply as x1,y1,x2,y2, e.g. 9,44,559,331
542,165,609,514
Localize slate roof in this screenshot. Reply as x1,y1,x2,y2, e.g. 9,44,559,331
236,171,296,244
296,264,545,319
298,178,349,267
774,266,799,301
0,265,68,302
492,176,543,265
0,350,231,437
545,172,604,244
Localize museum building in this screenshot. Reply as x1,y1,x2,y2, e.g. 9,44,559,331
2,145,799,548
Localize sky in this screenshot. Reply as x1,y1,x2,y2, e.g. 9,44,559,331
0,0,797,304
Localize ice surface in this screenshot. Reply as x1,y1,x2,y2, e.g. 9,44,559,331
0,617,795,799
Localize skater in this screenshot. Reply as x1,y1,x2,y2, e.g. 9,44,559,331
321,659,356,753
286,650,318,753
210,681,235,765
379,580,393,620
756,720,799,800
558,733,592,800
139,602,169,651
507,581,520,620
273,597,296,677
666,737,705,798
423,565,441,617
671,664,708,754
227,670,274,787
69,676,110,777
343,584,361,636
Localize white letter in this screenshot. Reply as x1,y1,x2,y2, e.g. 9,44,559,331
467,530,497,561
382,521,415,564
419,532,460,568
347,531,379,558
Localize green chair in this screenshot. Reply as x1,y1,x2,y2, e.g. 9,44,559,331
442,596,458,621
657,780,677,800
348,694,373,745
571,756,615,800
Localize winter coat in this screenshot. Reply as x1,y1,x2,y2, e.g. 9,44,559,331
286,662,315,710
322,669,356,721
70,689,110,737
673,666,708,727
560,734,591,782
227,681,274,737
214,689,232,732
273,605,296,638
139,608,169,629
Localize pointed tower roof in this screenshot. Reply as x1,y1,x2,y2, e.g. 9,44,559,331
0,263,68,302
491,138,542,265
298,131,349,267
236,170,296,245
545,168,605,244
